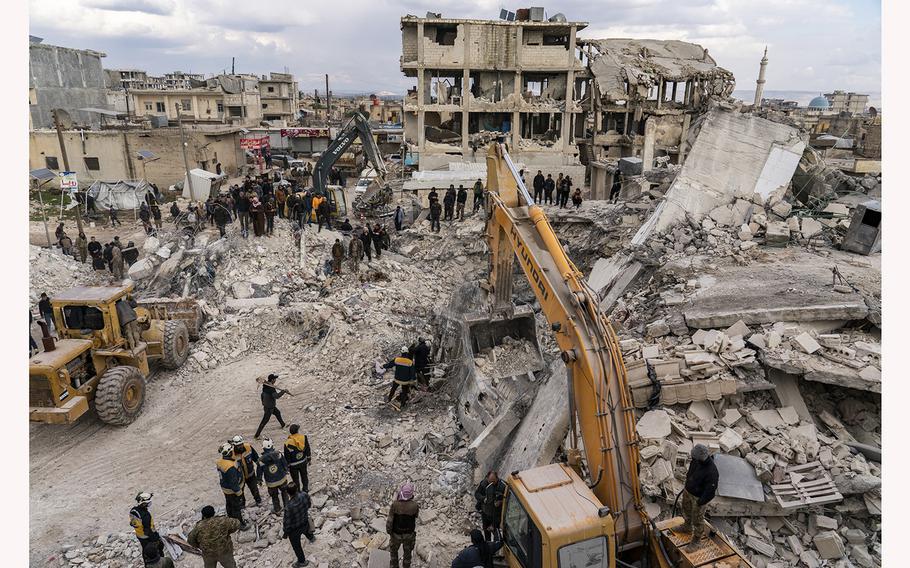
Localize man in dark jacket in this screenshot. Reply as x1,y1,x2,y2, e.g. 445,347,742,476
532,170,545,203
452,529,502,568
130,492,164,564
255,374,287,439
282,483,315,567
237,191,251,238
217,443,247,529
543,174,555,205
214,201,232,238
681,443,719,547
258,438,291,513
38,293,53,330
455,186,468,221
316,198,331,232
443,186,456,221
394,206,405,231
409,338,431,385
472,179,484,213
384,348,417,410
474,471,506,541
122,241,139,266
360,227,373,262
429,200,442,233
387,482,419,568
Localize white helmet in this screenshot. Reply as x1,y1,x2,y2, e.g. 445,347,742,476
231,435,244,446
219,442,233,457
135,492,153,505
402,346,410,353
262,438,274,450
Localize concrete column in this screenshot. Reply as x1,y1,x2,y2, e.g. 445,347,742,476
641,116,656,171
417,22,426,158
462,24,471,156
417,111,425,156
561,25,577,154
512,26,523,152
678,113,691,163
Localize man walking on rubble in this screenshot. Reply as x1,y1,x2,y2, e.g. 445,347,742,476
217,443,248,530
255,374,288,439
214,200,232,238
258,438,291,513
394,205,405,231
474,471,506,541
384,347,417,411
282,483,315,567
387,482,419,568
680,443,719,550
349,233,364,273
331,238,345,275
409,338,431,386
284,424,312,492
130,492,164,564
532,170,545,203
187,505,241,568
230,435,262,507
543,174,555,205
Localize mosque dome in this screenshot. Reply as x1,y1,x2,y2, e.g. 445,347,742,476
808,95,830,110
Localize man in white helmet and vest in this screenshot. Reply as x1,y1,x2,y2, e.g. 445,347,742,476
130,491,164,563
258,438,291,513
216,443,248,530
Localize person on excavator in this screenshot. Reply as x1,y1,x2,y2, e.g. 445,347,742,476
474,471,506,541
680,443,719,549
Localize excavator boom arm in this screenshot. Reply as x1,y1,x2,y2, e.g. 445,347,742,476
312,112,387,199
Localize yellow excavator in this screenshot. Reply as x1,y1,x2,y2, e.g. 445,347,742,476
482,143,753,568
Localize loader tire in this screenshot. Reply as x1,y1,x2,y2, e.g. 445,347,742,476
95,366,146,426
161,320,190,369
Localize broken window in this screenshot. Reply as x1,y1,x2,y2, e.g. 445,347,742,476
542,30,569,48
262,103,269,109
44,156,59,170
267,86,275,93
228,106,243,117
181,99,192,111
217,102,224,113
156,102,166,113
427,24,458,45
84,157,100,171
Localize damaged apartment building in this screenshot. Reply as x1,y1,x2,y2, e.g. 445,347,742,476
400,10,735,196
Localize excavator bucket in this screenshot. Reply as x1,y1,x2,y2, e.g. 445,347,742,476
465,304,544,377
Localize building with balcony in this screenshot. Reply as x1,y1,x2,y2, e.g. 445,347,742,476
824,91,869,115
129,74,262,125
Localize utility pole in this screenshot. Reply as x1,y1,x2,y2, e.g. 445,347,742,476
176,103,196,200
325,74,331,123
231,57,235,75
52,109,84,235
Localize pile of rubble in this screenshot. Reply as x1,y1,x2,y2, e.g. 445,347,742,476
29,244,103,300
473,336,542,379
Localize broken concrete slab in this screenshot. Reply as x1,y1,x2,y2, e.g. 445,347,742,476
801,217,824,238
777,406,800,426
682,251,868,328
792,332,821,354
224,295,280,311
813,531,846,560
725,319,751,339
467,402,522,474
688,400,715,423
720,409,742,427
765,221,791,246
768,370,811,421
719,428,744,452
750,409,786,431
637,409,672,440
713,454,765,502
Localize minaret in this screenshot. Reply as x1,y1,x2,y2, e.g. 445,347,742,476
753,46,768,108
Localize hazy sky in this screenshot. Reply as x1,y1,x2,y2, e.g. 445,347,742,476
29,0,881,96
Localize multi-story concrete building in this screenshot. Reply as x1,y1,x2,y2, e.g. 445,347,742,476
163,71,204,90
824,91,869,115
400,13,588,171
29,38,109,129
129,74,263,125
105,69,152,90
258,72,299,124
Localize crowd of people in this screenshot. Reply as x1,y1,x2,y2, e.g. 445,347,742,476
527,169,583,209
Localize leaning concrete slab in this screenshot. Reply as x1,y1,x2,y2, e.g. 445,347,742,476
589,105,806,310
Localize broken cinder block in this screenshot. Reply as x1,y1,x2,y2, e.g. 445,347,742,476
792,332,821,354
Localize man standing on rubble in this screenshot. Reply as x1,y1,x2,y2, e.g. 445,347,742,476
472,179,484,213
77,232,88,264
428,187,439,205
360,226,373,262
255,374,288,439
284,424,311,492
680,444,719,550
214,200,232,238
316,196,331,232
456,185,468,221
129,492,164,564
257,438,291,513
237,191,251,238
409,338,431,386
122,241,139,266
394,205,405,232
543,174,555,205
230,435,262,508
384,347,417,410
560,176,573,208
349,233,364,273
429,199,442,233
331,239,345,274
187,505,241,568
443,185,456,222
217,443,248,530
111,244,125,280
532,170,545,203
387,482,419,568
474,471,506,541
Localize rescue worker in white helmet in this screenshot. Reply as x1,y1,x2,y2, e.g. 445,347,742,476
230,434,262,507
258,438,291,513
129,492,164,563
216,442,248,530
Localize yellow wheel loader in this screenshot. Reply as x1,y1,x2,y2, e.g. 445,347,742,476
29,285,201,426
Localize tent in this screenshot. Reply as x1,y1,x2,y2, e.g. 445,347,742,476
85,180,151,211
182,168,225,201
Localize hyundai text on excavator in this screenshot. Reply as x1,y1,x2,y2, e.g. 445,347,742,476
481,143,753,568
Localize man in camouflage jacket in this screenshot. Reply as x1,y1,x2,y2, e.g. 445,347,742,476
187,505,241,568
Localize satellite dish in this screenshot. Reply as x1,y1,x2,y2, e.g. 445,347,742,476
54,109,74,129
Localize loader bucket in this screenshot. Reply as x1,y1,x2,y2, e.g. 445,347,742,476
464,304,544,377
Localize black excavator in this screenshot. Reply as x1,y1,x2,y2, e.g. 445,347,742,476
312,111,390,217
